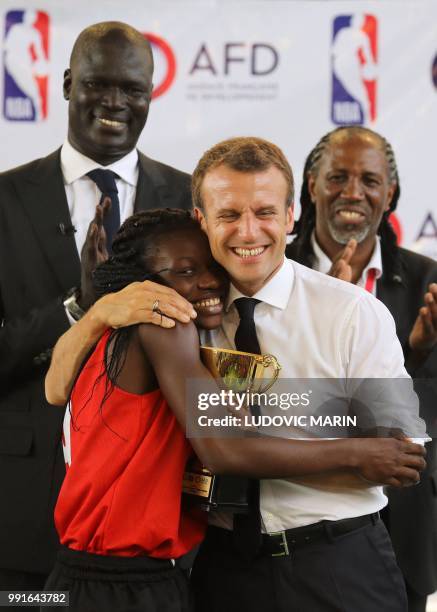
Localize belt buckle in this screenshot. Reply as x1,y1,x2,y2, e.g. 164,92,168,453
268,530,290,557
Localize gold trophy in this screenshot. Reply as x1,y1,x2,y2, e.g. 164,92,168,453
182,347,281,511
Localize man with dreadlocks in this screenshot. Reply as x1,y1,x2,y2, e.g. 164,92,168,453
286,125,437,612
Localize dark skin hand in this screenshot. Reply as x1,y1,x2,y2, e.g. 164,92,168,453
78,203,197,323
328,240,437,363
79,198,110,310
327,238,357,283
108,319,426,487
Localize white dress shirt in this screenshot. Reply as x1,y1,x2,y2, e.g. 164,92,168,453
60,139,139,257
202,257,422,532
311,234,383,296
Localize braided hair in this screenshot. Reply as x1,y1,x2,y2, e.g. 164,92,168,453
73,209,200,436
291,126,402,278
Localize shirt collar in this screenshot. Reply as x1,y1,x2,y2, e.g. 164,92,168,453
60,139,139,186
226,257,294,311
311,232,382,284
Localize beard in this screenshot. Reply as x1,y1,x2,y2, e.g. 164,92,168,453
327,219,371,245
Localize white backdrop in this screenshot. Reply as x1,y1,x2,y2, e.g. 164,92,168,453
1,0,437,254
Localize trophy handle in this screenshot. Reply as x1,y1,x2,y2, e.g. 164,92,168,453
255,354,281,393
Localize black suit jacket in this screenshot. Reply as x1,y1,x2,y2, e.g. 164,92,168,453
0,148,192,574
286,241,437,595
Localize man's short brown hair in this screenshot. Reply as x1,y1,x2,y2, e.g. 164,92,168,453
192,137,294,211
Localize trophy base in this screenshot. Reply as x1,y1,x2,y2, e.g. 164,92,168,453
182,460,249,513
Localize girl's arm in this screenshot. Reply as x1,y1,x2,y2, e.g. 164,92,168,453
138,321,426,486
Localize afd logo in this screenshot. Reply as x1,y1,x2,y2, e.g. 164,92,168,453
331,14,377,126
145,33,176,99
3,10,49,121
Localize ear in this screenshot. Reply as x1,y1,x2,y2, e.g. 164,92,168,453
63,69,72,100
194,207,208,233
307,174,317,204
285,204,294,234
385,183,397,212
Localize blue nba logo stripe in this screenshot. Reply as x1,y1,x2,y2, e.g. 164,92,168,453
3,10,50,121
331,14,378,126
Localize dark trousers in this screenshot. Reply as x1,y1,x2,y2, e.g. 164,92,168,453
191,521,407,612
405,583,427,612
41,547,192,612
0,568,47,612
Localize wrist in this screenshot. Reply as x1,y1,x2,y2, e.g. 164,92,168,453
341,438,361,471
86,299,111,337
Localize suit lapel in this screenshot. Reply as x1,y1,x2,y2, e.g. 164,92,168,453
16,149,80,293
134,152,173,212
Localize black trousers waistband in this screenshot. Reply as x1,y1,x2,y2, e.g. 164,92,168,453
260,512,380,556
206,512,379,558
56,546,175,581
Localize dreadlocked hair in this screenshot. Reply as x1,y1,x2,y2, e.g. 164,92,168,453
74,209,200,438
292,126,402,278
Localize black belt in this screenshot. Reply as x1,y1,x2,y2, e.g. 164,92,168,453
260,512,379,557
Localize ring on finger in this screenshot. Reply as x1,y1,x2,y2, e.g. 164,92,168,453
152,299,160,313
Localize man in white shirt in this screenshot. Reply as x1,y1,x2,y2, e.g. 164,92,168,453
189,136,422,612
48,136,427,611
0,21,192,595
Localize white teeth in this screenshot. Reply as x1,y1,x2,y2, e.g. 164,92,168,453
234,247,265,258
338,211,363,220
98,118,124,127
194,297,221,308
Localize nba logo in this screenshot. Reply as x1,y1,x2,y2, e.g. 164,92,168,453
331,14,377,125
3,10,50,121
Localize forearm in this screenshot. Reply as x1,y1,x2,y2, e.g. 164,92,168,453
195,436,359,478
45,304,107,405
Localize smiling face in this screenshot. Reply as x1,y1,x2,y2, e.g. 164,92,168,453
308,134,395,253
195,164,294,296
64,31,153,165
146,227,227,330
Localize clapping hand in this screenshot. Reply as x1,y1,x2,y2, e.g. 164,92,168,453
409,283,437,353
327,239,357,283
79,199,110,310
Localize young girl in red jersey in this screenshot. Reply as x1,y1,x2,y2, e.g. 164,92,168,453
43,209,227,612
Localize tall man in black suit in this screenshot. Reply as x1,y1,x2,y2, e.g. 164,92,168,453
0,21,194,596
286,125,437,612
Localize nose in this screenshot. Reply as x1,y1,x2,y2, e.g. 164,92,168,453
101,86,126,110
236,211,259,242
341,176,363,200
198,268,222,290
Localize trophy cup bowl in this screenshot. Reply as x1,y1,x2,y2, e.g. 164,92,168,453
200,346,281,394
182,347,281,511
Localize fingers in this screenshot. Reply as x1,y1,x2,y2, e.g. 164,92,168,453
107,281,197,328
331,239,357,264
328,239,356,282
150,311,176,329
400,454,427,470
339,239,357,264
330,260,352,282
400,440,426,456
100,196,111,218
140,281,197,321
384,477,404,488
392,467,421,485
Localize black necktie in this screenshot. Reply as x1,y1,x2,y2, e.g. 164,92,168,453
87,169,120,254
233,297,262,559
